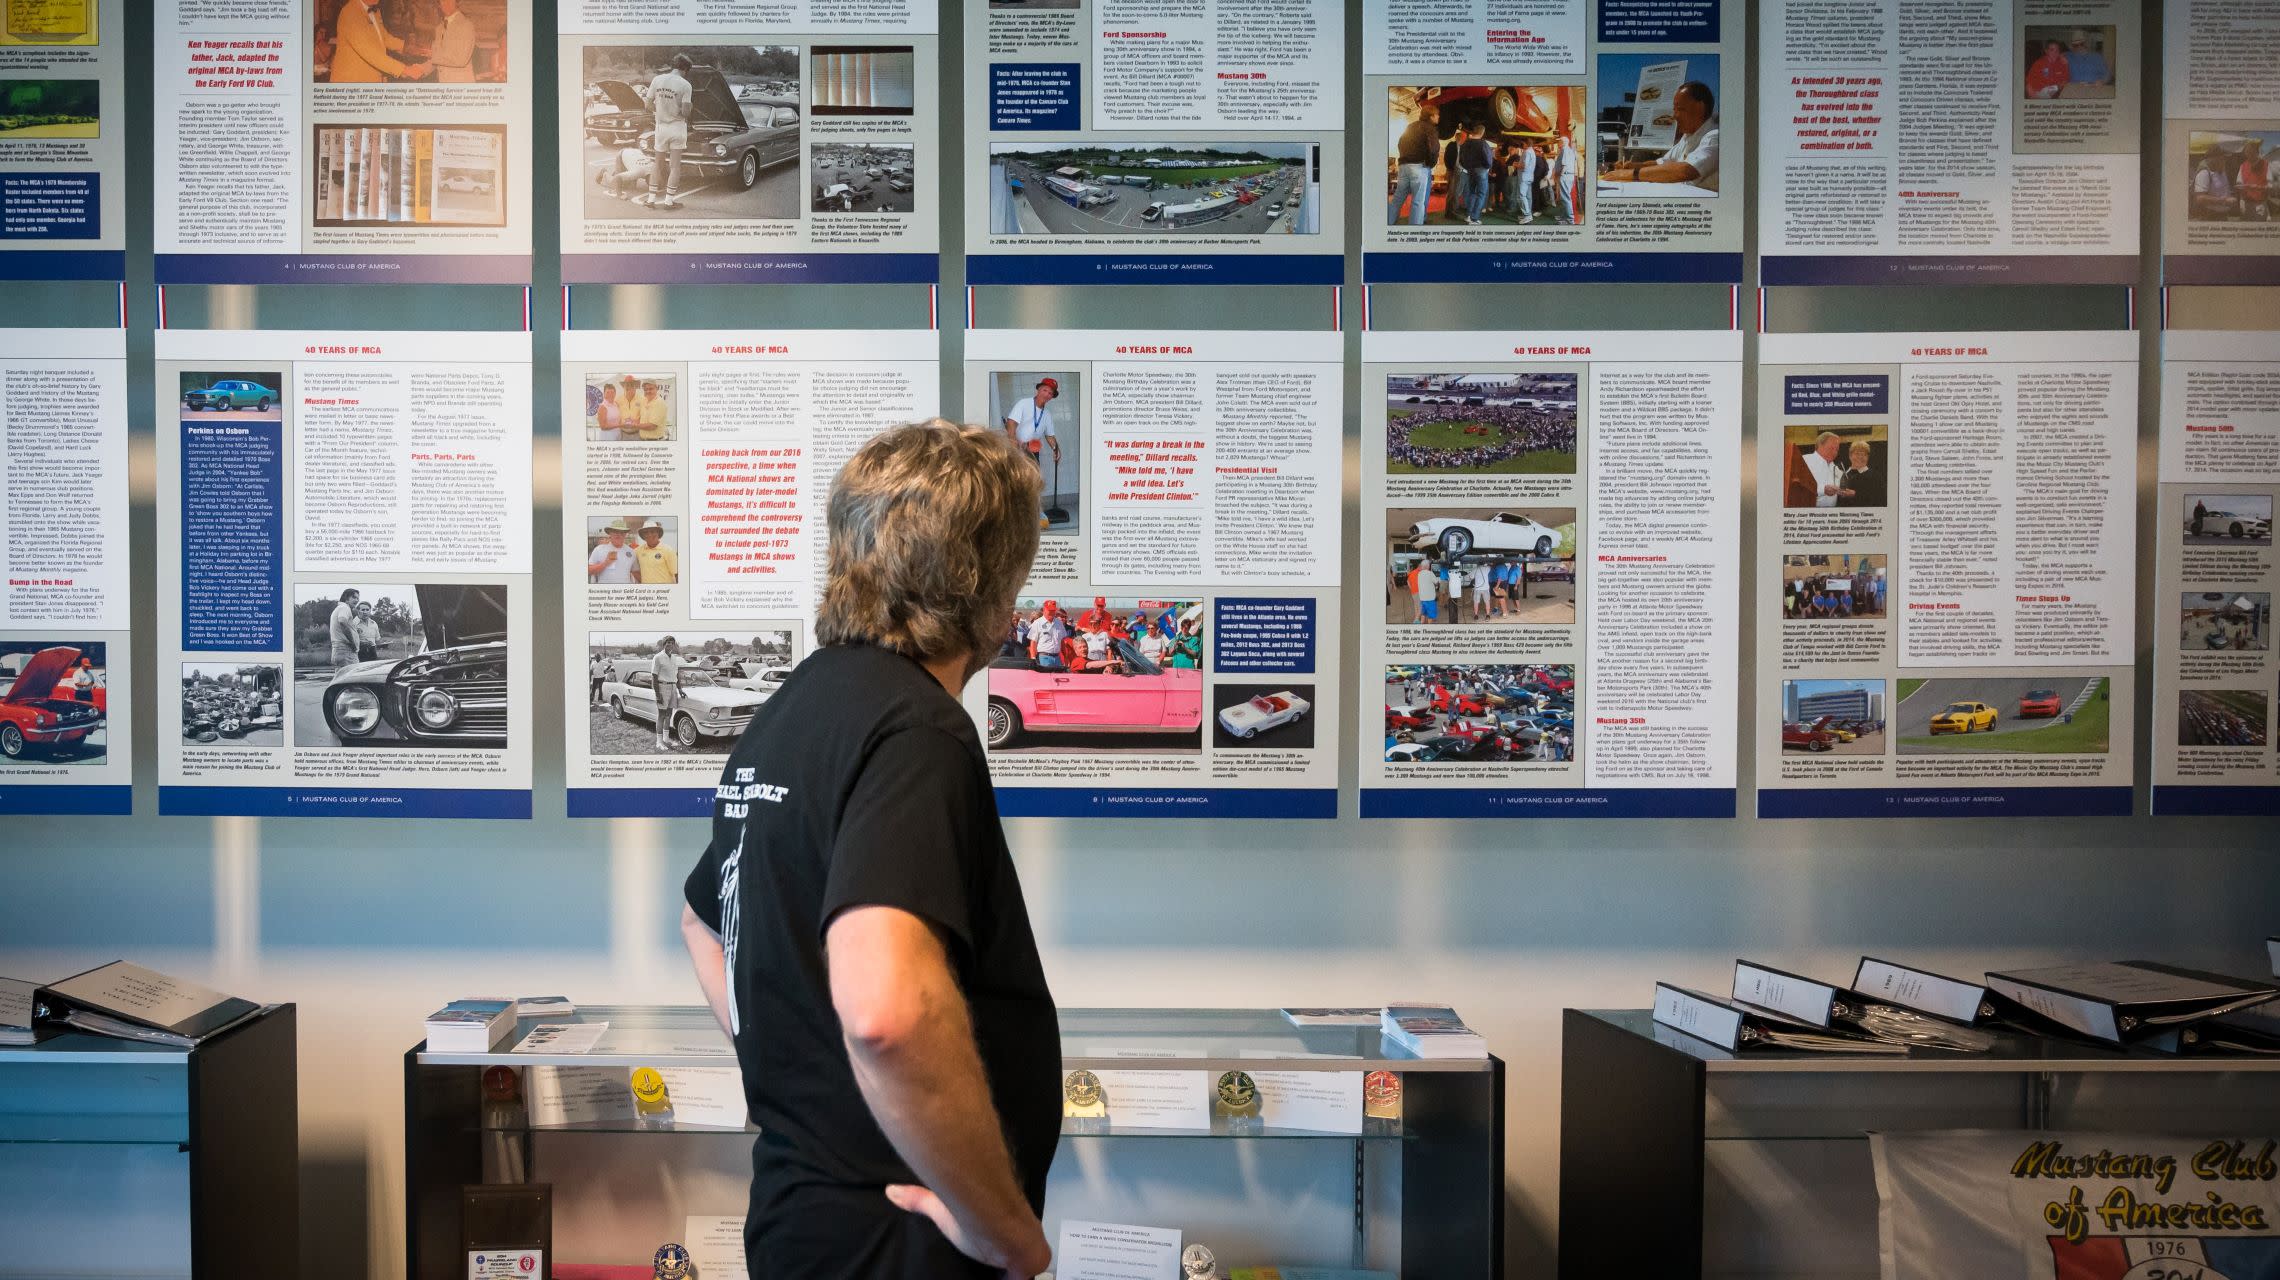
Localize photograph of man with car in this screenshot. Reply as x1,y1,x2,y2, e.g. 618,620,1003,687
1,641,108,761
580,44,801,221
586,630,792,755
987,598,1205,753
292,583,508,749
1384,507,1577,626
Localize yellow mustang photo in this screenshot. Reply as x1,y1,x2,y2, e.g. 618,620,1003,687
1928,700,1998,734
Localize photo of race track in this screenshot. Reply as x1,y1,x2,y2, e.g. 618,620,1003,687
1895,676,2109,754
2177,689,2268,748
1385,372,1578,475
986,144,1317,237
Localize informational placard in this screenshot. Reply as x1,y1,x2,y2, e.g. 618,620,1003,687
1755,331,2137,819
0,329,130,815
2160,0,2280,284
155,329,534,817
2152,330,2277,815
963,330,1341,818
960,0,1343,284
561,328,936,818
0,0,125,279
1758,0,2141,285
1360,0,1745,284
1358,330,1740,818
153,0,532,284
557,0,939,284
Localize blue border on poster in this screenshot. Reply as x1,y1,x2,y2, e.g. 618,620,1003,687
1759,255,2139,286
158,786,531,818
568,787,713,819
0,251,125,281
155,254,533,285
966,253,1344,286
0,784,131,815
1758,785,2132,819
996,787,1336,818
2150,785,2279,817
1362,250,1742,284
563,252,940,285
1359,787,1732,819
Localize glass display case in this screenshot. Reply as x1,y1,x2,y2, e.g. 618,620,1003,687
408,1005,1502,1277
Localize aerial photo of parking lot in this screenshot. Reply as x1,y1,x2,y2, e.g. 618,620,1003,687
811,143,914,213
1895,677,2110,755
987,143,1317,237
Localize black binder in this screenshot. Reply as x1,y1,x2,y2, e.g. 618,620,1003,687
36,961,263,1048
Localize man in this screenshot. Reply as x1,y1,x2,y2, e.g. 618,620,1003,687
589,518,637,584
1547,133,1579,224
1602,81,1719,191
1799,432,1845,508
2236,139,2270,221
1838,440,1884,507
328,589,362,669
1411,560,1436,623
636,380,672,441
329,0,427,81
1460,124,1494,225
646,54,694,210
1442,125,1469,225
1136,618,1168,664
1001,378,1062,529
2063,29,2111,86
589,652,609,705
2192,154,2237,220
651,635,688,749
428,0,477,82
1505,139,1538,222
681,421,1056,1279
1027,599,1068,668
1390,100,1438,226
1075,595,1115,637
635,520,680,584
2193,498,2208,537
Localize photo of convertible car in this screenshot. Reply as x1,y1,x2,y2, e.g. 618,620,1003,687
181,379,277,411
1927,701,1998,735
986,637,1203,751
319,585,508,747
1216,688,1313,744
1408,511,1562,562
587,72,801,193
0,646,103,760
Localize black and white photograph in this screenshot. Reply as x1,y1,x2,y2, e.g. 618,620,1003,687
292,584,507,748
988,143,1318,237
808,47,915,117
585,630,793,755
580,44,802,222
987,370,1083,536
179,661,281,749
581,371,677,441
811,143,915,213
1,641,108,762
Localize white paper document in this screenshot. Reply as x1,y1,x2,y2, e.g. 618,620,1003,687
685,1214,746,1279
657,1067,749,1129
1055,1220,1182,1280
1251,1070,1363,1134
49,962,232,1028
511,1022,609,1055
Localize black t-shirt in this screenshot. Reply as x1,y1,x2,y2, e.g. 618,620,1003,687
683,644,1061,1257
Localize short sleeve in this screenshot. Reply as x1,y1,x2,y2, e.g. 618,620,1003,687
820,726,985,959
684,835,725,933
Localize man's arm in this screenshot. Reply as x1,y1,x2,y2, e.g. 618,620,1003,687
827,905,1050,1277
680,903,732,1036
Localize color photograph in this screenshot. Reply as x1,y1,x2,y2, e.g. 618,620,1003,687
580,45,801,221
1780,554,1888,621
1212,683,1316,749
987,598,1204,753
1383,663,1574,763
1385,372,1578,474
1,641,107,761
586,631,791,755
2186,129,2278,222
2182,493,2272,545
1386,85,1587,227
1385,508,1578,626
1594,53,1720,195
1781,423,1889,509
178,371,283,420
582,371,676,441
2180,591,2270,652
2177,689,2268,748
0,79,98,137
2023,24,2118,100
291,584,507,748
989,143,1318,237
314,0,509,84
179,661,281,749
988,370,1082,536
1778,678,1886,756
584,514,679,587
1895,676,2110,755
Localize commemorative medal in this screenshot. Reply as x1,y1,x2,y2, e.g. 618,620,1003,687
1062,1068,1106,1119
629,1066,674,1128
1213,1070,1259,1118
652,1242,692,1280
1363,1069,1402,1120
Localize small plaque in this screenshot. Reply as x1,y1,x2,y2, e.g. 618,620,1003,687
1363,1069,1402,1120
1062,1068,1106,1119
1212,1070,1259,1118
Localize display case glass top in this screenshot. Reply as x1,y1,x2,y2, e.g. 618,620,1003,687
1580,1008,2280,1074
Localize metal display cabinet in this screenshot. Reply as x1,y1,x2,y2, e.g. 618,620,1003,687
409,1005,1503,1278
1558,1008,2280,1279
0,1005,298,1280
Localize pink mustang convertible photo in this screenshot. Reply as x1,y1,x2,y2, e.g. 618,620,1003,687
985,637,1203,750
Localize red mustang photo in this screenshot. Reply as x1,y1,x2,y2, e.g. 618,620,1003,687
0,644,107,760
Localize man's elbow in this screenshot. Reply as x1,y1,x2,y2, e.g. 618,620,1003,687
837,987,931,1057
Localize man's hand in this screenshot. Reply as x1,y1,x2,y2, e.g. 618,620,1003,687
885,1184,1050,1278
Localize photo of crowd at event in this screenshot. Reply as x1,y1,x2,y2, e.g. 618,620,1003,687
2177,689,2267,748
181,663,283,747
1386,86,1586,227
2180,592,2270,652
1385,372,1578,475
2022,26,2117,100
2188,130,2277,222
1383,664,1574,764
999,598,1203,673
988,599,1208,753
1781,554,1887,620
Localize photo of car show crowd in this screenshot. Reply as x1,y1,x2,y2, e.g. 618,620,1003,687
581,45,800,221
987,598,1204,754
1895,676,2109,756
313,0,508,84
2181,592,2270,652
1386,85,1586,227
1778,679,1885,756
2183,493,2272,545
180,662,280,749
2,641,107,761
584,514,680,586
2187,129,2278,223
2177,689,2269,749
1386,507,1577,626
293,584,507,749
1781,424,1888,509
179,371,284,420
1781,554,1887,620
1383,664,1574,764
586,630,792,755
582,372,675,441
988,144,1316,238
1385,372,1578,475
812,143,913,213
1212,683,1315,750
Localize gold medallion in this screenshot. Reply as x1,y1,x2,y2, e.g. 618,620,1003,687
1062,1068,1106,1118
1214,1070,1259,1116
1364,1069,1402,1120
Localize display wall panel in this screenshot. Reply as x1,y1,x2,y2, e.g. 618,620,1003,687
2159,0,2280,284
1360,0,1747,285
0,0,127,280
1753,330,2140,819
556,0,942,285
152,0,535,284
154,328,535,817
